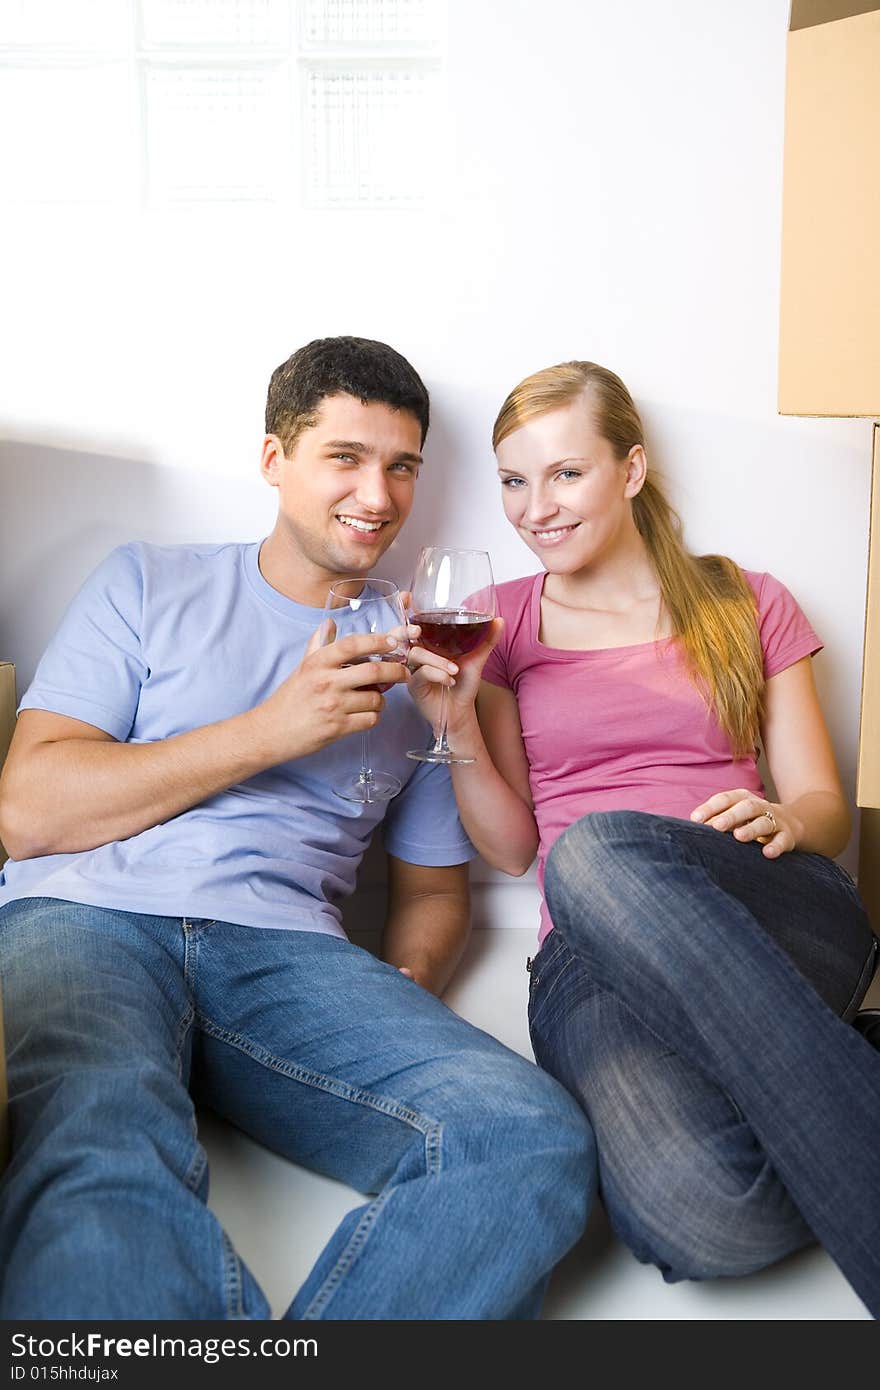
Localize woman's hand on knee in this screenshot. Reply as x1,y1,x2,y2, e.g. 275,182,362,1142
690,789,795,858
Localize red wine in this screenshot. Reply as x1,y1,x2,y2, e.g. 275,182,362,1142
412,611,493,659
343,653,404,695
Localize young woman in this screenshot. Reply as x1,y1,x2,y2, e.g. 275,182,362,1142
410,361,880,1316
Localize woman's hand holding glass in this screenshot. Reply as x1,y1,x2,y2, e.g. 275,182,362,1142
406,614,505,734
404,548,499,764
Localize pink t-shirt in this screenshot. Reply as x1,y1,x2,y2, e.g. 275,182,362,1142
481,569,822,943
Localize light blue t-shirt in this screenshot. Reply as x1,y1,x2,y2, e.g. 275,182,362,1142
0,541,476,936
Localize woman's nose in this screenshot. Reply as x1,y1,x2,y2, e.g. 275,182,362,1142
525,488,557,524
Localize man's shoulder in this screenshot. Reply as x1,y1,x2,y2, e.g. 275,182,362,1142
110,539,252,585
124,539,251,565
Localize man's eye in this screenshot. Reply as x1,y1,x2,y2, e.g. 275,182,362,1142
333,453,357,463
390,463,416,475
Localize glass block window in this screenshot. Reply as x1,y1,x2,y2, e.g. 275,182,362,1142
305,64,437,207
0,1,129,50
140,0,290,49
301,0,442,46
0,1,445,209
144,64,286,200
0,63,134,202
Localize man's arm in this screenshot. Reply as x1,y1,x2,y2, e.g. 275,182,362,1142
381,856,470,997
0,629,408,861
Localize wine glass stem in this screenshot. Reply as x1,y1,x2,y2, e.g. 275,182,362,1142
432,684,451,756
360,732,375,801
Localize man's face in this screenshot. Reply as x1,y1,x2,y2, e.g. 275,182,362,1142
263,393,423,590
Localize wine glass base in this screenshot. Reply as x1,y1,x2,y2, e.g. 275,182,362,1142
334,771,401,803
406,749,476,765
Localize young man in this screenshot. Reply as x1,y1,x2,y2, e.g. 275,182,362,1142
0,337,592,1320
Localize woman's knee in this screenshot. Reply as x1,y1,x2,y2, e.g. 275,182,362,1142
547,811,657,888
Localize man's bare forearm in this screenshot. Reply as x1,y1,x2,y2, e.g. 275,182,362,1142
0,629,409,861
0,706,282,859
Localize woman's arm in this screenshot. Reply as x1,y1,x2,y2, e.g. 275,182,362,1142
446,682,539,876
691,657,850,859
407,624,539,876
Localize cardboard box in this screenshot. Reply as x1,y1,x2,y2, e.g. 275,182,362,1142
778,5,880,930
858,427,880,809
779,3,880,416
0,661,13,1166
0,661,16,867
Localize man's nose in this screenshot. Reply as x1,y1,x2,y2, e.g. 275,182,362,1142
354,467,393,514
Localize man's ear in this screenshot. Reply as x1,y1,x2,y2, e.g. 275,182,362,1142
260,434,285,486
623,444,647,499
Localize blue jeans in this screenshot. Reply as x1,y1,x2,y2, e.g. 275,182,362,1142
537,811,880,1315
0,897,593,1320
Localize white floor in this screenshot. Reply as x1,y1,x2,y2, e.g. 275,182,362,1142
202,889,873,1321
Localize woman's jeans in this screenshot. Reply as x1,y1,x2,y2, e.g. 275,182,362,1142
0,897,593,1320
533,811,880,1315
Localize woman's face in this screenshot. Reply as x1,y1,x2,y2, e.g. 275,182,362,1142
494,399,644,574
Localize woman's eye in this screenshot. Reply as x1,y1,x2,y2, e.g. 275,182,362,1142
500,477,525,489
557,469,581,482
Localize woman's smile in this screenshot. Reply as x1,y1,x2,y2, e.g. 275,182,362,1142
524,522,582,547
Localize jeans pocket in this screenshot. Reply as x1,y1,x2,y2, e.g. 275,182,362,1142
526,929,569,988
528,937,582,1037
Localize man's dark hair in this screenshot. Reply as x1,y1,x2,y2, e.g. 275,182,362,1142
265,336,430,449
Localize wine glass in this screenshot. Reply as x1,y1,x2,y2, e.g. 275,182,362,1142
320,578,410,804
406,548,496,764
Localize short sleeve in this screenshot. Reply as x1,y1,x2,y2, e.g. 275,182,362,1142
753,572,823,679
19,545,148,739
381,759,478,866
480,631,511,689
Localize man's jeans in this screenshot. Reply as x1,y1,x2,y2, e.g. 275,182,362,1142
0,897,593,1320
536,811,880,1317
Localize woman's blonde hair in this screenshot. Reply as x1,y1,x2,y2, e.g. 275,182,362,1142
493,361,764,757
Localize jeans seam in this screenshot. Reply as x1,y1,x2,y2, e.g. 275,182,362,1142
197,1013,444,1318
196,1013,443,1151
221,1231,245,1320
182,919,201,997
300,1189,395,1320
174,1001,205,1192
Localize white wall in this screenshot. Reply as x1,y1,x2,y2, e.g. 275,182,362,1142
0,0,872,875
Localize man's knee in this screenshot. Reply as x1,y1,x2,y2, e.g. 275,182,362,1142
440,1051,596,1238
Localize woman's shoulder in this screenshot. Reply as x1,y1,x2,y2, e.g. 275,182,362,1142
737,567,799,615
725,564,822,668
695,556,793,613
495,571,542,614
